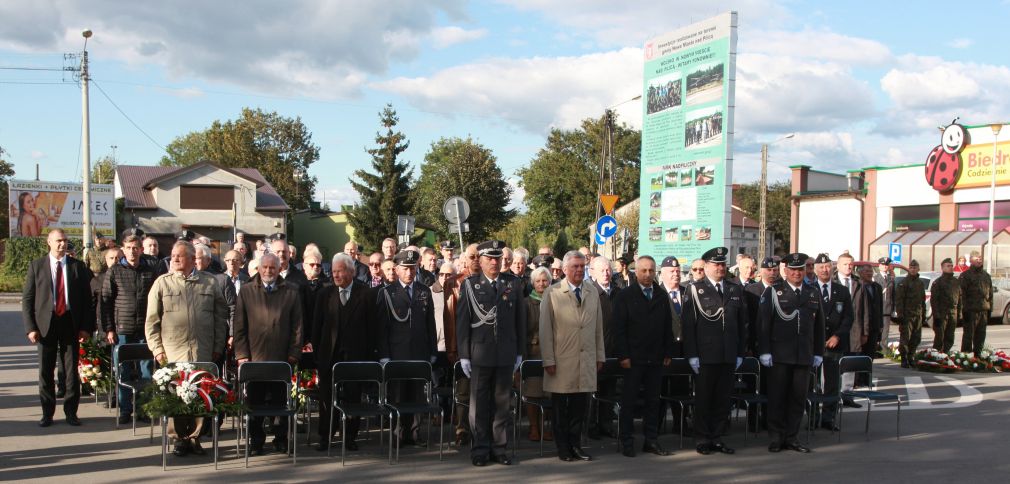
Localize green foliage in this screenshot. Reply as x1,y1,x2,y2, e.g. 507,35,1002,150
0,236,81,292
518,115,640,246
0,146,15,232
346,104,414,251
732,181,792,255
160,108,320,211
91,155,117,185
413,137,515,242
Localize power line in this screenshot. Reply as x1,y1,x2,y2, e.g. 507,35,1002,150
0,66,64,71
0,80,66,85
90,80,167,153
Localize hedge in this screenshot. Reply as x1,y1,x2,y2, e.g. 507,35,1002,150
0,236,83,293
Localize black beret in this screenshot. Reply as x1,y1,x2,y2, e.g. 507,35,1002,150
393,249,420,266
941,257,953,265
477,240,506,258
531,255,554,268
814,253,831,264
701,246,729,263
783,253,809,269
661,256,680,268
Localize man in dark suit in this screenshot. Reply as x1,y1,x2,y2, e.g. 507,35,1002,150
742,257,779,431
344,240,371,284
23,229,95,427
759,253,826,454
313,253,376,451
376,249,437,445
658,256,687,431
272,237,307,288
682,247,748,456
612,255,673,457
589,255,621,439
812,254,853,431
456,240,526,467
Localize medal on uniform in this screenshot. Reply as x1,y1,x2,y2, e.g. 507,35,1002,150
698,289,705,294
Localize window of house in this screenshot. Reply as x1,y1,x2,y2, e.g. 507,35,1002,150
180,185,234,210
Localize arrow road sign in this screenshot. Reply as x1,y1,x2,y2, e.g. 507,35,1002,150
595,232,607,246
596,215,618,239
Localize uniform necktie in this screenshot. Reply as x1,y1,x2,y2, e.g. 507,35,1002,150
671,291,681,314
340,287,349,305
491,280,498,293
54,260,66,316
844,278,851,291
795,288,801,298
643,286,653,300
575,286,582,304
822,283,829,302
407,284,413,301
716,282,723,297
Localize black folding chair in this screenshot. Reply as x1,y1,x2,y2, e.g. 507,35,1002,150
839,355,901,440
660,358,695,449
516,359,553,457
327,361,392,465
114,343,154,437
805,365,841,444
238,362,298,467
730,356,767,442
382,360,444,464
590,358,624,452
155,362,222,471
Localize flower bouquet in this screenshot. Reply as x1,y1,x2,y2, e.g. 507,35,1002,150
141,363,245,418
884,341,901,363
291,367,319,410
78,337,113,393
947,349,1003,373
910,348,959,373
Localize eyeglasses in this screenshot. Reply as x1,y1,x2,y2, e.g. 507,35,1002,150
306,262,321,267
224,259,239,263
691,268,704,272
438,273,454,277
369,262,381,267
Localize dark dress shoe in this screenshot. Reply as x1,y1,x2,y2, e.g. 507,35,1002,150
768,442,782,453
558,454,576,462
472,455,489,467
66,415,82,426
492,454,513,465
642,441,670,456
571,447,593,461
696,443,712,455
173,441,191,457
117,415,132,425
345,440,359,451
842,399,862,409
711,442,735,455
273,439,289,454
786,442,812,453
190,440,206,456
39,416,53,427
820,422,841,432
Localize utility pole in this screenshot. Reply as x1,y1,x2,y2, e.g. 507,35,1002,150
758,143,768,260
80,29,93,251
986,124,1003,273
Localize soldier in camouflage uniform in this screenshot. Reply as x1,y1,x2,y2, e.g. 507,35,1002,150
929,258,961,353
960,251,993,356
894,259,926,368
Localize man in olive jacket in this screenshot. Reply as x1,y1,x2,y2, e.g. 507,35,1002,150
960,251,993,356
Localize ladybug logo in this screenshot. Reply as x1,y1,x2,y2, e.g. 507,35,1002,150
924,118,970,192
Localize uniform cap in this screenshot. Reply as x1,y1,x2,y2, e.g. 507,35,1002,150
268,232,286,242
909,259,919,267
393,249,420,266
760,257,778,269
531,255,554,268
661,256,680,268
814,253,831,264
878,257,892,265
439,240,458,250
477,240,506,258
177,229,196,241
783,253,809,269
121,227,145,240
701,246,729,264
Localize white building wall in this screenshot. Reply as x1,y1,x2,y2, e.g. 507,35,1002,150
797,197,863,259
874,167,939,207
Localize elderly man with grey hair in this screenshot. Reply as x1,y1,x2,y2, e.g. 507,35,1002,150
195,243,237,359
312,252,377,451
299,245,331,362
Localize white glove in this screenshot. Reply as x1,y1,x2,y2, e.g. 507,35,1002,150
759,354,773,367
379,358,390,365
812,355,823,368
460,358,472,378
514,355,523,372
430,355,437,364
688,357,700,374
736,357,743,370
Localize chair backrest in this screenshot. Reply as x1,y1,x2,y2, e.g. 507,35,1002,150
115,343,153,365
238,361,293,385
520,359,544,379
333,361,383,384
181,361,220,378
665,358,694,376
839,355,874,388
736,356,760,376
453,360,468,381
383,360,433,383
597,358,624,378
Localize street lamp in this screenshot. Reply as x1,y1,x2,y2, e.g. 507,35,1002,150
758,133,794,259
986,124,1003,273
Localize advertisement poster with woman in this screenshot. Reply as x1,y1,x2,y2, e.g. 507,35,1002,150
8,179,114,237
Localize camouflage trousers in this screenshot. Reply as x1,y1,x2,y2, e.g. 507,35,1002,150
899,314,924,358
961,311,988,356
932,311,958,354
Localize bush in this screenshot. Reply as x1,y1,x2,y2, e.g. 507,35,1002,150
0,236,83,293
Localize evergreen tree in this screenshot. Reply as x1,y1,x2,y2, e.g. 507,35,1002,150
346,104,414,251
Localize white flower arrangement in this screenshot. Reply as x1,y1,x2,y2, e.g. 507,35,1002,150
175,381,198,404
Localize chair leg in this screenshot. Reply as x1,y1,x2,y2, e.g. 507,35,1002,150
439,409,444,461
161,416,167,471
896,397,901,440
679,404,685,449
132,392,138,436
244,415,250,468
864,401,871,438
341,416,347,466
213,415,219,470
539,409,545,457
614,403,621,453
292,415,297,464
328,404,335,457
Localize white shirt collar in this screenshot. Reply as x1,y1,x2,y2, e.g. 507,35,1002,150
707,278,723,289
787,281,803,292
567,280,582,293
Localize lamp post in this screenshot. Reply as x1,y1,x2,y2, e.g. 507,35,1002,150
81,29,93,253
758,133,794,259
986,124,1003,273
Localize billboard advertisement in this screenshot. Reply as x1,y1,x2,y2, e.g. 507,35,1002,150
9,179,114,237
637,12,737,261
924,122,1009,192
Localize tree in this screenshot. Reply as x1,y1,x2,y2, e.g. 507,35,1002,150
0,146,14,234
518,114,641,248
732,181,792,255
413,137,515,242
346,104,414,251
160,108,319,210
91,155,116,185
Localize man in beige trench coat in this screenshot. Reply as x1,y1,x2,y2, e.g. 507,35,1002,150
540,250,605,462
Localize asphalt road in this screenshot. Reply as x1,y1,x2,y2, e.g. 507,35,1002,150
2,303,1009,483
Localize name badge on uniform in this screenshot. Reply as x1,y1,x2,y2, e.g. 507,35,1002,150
835,302,843,314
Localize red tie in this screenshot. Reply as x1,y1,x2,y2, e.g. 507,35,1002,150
54,261,67,317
